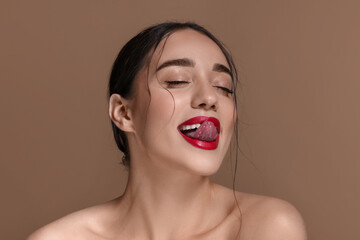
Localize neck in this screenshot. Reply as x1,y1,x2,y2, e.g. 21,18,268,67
117,158,218,239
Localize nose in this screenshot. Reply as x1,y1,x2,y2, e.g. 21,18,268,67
191,81,218,111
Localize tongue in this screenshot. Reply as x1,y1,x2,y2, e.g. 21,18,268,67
185,121,218,142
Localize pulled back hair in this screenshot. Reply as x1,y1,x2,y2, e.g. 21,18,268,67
108,22,239,166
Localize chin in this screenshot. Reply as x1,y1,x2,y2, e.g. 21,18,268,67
191,164,222,177
177,151,225,177
144,134,229,177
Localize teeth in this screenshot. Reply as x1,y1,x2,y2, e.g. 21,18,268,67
180,123,201,131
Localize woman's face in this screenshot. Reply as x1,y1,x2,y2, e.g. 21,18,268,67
128,29,236,176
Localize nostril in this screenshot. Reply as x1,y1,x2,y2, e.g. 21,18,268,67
198,103,206,108
210,104,217,111
197,102,217,111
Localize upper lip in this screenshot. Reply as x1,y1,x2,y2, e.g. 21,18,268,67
178,116,220,132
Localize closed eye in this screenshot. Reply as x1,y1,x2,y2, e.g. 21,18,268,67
165,81,189,87
216,86,234,95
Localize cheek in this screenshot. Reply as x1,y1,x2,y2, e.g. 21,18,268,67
223,100,236,124
147,90,176,123
140,89,179,146
146,88,190,123
220,100,236,146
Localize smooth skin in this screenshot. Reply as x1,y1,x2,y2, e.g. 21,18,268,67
28,29,307,240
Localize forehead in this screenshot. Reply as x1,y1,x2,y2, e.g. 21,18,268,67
152,29,229,68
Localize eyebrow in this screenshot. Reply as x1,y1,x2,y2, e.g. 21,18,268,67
212,63,232,77
156,58,195,72
156,58,232,77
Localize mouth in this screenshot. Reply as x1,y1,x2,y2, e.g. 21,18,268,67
177,116,220,150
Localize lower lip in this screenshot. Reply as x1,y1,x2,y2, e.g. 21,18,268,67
178,131,219,150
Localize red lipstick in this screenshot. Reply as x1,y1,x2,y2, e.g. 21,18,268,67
177,116,220,150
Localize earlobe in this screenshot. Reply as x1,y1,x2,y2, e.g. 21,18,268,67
109,94,134,132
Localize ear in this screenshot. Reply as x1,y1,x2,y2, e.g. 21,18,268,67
109,94,134,133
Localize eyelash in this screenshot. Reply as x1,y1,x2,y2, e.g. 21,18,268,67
165,81,233,96
165,81,189,88
216,86,233,95
165,81,189,86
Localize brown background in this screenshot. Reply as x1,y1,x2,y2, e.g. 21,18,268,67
1,0,359,239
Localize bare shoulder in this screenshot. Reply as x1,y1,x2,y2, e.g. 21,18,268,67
27,199,119,240
237,192,307,240
27,219,69,240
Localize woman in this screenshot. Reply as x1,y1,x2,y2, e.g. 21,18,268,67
29,22,306,240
